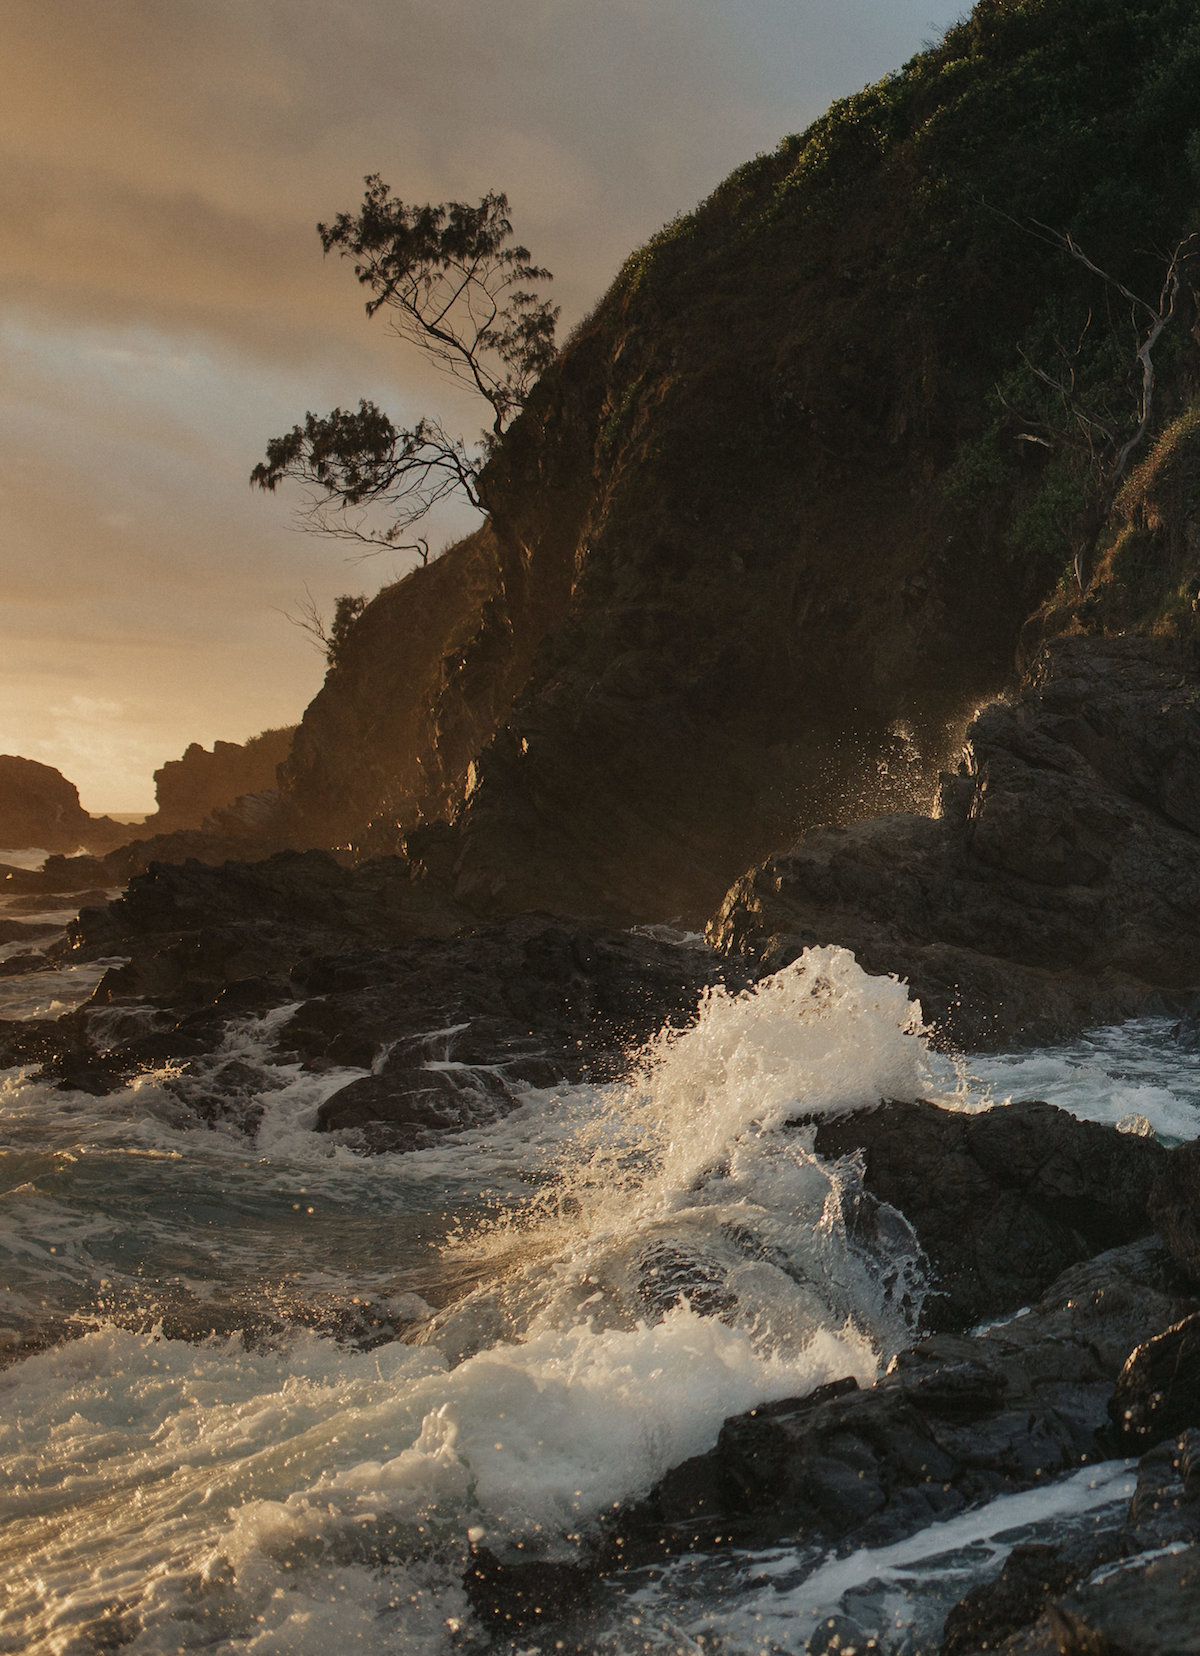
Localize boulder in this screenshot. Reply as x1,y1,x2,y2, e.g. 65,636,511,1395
613,1240,1196,1564
811,1098,1169,1330
1047,1545,1200,1656
1109,1311,1200,1446
1149,1139,1200,1283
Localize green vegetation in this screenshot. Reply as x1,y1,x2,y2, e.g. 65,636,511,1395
552,0,1200,641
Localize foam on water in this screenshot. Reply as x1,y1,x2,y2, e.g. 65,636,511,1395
2,939,1195,1652
953,1017,1200,1142
613,1458,1138,1655
1,948,937,1653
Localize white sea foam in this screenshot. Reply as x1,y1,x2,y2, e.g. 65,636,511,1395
617,1458,1138,1655
956,1017,1200,1141
2,944,1190,1653
0,947,940,1654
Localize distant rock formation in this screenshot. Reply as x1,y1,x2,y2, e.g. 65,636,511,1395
146,727,295,833
0,755,127,855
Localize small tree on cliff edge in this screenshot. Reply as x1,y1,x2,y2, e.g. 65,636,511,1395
252,177,559,555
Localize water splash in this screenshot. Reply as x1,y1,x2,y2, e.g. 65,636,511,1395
1,947,938,1654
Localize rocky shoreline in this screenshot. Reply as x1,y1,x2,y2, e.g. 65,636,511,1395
5,633,1200,1651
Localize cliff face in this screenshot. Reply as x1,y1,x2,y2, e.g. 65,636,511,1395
278,0,1200,922
149,727,296,833
0,756,126,855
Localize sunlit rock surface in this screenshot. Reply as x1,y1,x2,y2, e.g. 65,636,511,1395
710,637,1200,1045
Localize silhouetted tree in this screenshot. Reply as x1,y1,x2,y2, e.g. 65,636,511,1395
252,178,558,554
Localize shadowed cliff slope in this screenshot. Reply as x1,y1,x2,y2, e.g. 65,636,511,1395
278,0,1200,922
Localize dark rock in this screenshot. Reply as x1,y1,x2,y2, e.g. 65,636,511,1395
1149,1141,1200,1283
1048,1544,1200,1656
0,948,55,978
941,1542,1099,1656
612,1240,1196,1564
1122,1428,1200,1553
24,853,744,1140
0,755,127,856
270,11,1200,925
709,638,1200,1045
940,1431,1200,1656
0,918,60,945
1109,1311,1200,1446
144,730,295,834
303,917,748,1150
463,1547,595,1632
811,1098,1169,1330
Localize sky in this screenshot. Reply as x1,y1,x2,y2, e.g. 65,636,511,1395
1,0,964,814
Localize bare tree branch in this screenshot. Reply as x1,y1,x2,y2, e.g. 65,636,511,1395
988,210,1197,588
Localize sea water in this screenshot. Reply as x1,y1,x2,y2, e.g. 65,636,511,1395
2,876,1197,1655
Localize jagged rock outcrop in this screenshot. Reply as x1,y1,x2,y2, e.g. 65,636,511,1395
709,635,1200,1045
810,1097,1168,1330
7,853,745,1128
274,0,1200,923
0,755,126,855
613,1236,1194,1558
146,727,295,833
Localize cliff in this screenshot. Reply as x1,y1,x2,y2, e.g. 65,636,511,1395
0,755,127,855
277,0,1200,923
147,727,296,833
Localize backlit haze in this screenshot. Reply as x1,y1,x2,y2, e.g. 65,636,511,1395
2,0,962,814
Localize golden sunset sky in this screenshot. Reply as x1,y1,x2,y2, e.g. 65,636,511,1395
2,0,960,813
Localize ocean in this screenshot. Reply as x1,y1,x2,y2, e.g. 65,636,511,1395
2,855,1195,1655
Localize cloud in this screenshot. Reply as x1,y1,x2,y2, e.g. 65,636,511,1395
0,0,964,806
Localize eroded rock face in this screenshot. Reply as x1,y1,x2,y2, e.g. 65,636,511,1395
147,729,295,834
709,637,1200,1045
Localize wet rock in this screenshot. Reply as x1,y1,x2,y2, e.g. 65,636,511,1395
810,1098,1169,1330
709,637,1200,1046
941,1541,1104,1656
1148,1140,1200,1283
1109,1311,1200,1446
935,1433,1200,1654
612,1240,1196,1563
463,1547,596,1632
22,855,745,1139
1121,1428,1200,1553
1048,1544,1200,1656
304,918,748,1148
